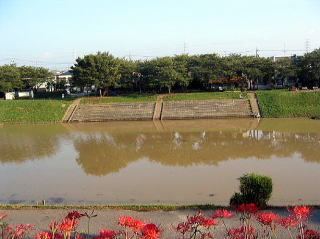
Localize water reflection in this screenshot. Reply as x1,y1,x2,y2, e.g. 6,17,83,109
73,128,320,176
0,124,68,163
0,119,320,205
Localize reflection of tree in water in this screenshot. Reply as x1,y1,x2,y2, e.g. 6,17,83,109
73,130,320,176
74,134,143,176
0,125,67,164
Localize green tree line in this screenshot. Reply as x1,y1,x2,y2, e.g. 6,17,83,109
71,49,320,95
0,65,51,92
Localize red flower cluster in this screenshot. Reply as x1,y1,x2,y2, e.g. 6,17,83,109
66,211,84,220
140,224,160,239
291,206,311,220
236,204,258,214
0,223,34,239
280,215,299,228
118,216,145,231
36,231,62,239
298,229,320,239
256,211,279,227
213,209,233,219
227,226,255,239
118,216,160,239
94,229,118,239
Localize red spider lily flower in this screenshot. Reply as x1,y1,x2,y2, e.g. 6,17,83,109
298,229,320,239
174,222,190,235
59,218,78,232
13,224,35,238
237,203,259,214
200,232,214,239
279,215,299,228
66,211,84,220
201,218,218,227
227,226,255,239
74,233,84,239
132,220,146,232
290,206,311,220
36,232,51,239
140,224,160,239
213,209,233,219
256,211,279,226
118,216,135,228
93,229,118,239
48,221,59,232
0,213,8,220
36,232,62,239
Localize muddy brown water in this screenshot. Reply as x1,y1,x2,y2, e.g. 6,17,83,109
0,119,319,206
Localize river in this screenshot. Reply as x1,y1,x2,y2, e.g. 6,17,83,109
0,119,319,205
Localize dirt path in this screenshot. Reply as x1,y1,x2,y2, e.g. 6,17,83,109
1,209,319,238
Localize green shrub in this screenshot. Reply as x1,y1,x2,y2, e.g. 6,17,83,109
230,173,273,207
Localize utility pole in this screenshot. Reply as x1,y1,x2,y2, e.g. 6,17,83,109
283,43,286,56
255,47,259,57
183,41,187,54
305,39,310,54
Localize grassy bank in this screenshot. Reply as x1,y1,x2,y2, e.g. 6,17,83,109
81,94,157,104
256,90,320,118
0,100,71,123
164,92,247,101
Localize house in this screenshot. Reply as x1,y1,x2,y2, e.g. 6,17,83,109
36,70,72,92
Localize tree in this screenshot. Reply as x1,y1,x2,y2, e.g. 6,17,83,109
0,64,21,93
19,66,52,89
118,58,138,90
71,52,121,96
274,58,297,87
296,49,320,87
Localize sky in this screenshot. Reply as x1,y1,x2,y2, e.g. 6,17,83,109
0,0,320,70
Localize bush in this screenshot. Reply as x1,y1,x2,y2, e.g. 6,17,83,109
230,173,273,207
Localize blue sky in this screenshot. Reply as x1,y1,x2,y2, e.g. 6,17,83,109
0,0,319,69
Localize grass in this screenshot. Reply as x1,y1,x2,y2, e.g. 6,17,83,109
81,93,157,104
256,90,320,118
164,92,247,101
0,99,71,123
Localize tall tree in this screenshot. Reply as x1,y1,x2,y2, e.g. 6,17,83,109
296,49,320,87
71,52,121,96
0,64,21,92
19,66,52,89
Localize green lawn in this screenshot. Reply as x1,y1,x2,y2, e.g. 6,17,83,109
0,100,71,123
81,93,157,104
256,90,320,118
164,92,247,101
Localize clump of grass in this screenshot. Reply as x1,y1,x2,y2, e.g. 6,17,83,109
256,90,320,118
81,93,157,104
164,92,247,101
0,100,71,123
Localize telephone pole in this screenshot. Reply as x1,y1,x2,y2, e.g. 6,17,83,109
255,47,259,57
305,39,310,53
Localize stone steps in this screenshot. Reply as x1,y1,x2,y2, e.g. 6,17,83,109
71,102,156,122
161,99,252,120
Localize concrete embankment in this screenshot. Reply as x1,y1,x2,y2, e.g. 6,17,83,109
67,98,258,122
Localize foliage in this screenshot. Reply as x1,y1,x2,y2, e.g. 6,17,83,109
0,65,22,92
256,90,320,118
230,173,273,207
81,93,156,104
71,52,121,95
164,92,247,101
295,49,320,87
19,66,52,89
0,100,71,123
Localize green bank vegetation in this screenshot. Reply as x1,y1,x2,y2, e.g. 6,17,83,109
164,92,247,101
256,90,320,118
81,93,157,104
0,100,71,123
